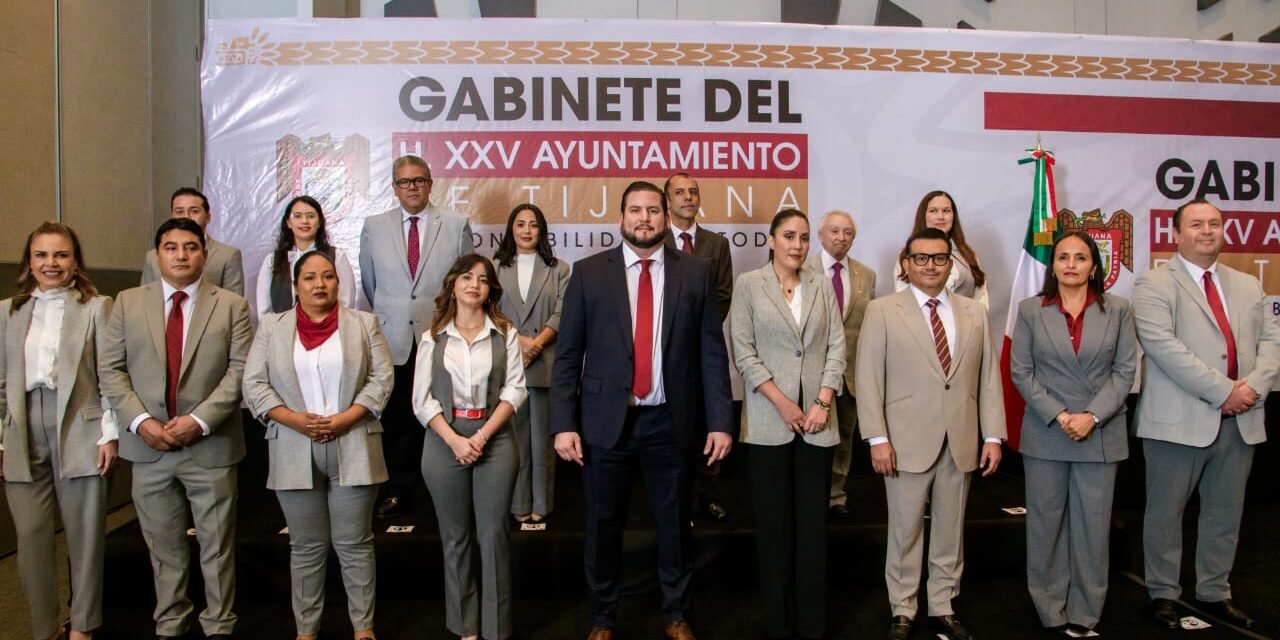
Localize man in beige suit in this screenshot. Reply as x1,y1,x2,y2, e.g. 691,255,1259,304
1134,199,1280,630
141,187,245,296
857,227,1005,640
101,217,252,640
805,209,875,518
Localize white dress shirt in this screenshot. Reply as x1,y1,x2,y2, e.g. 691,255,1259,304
1177,253,1229,323
254,245,362,319
517,253,537,302
21,288,119,445
293,331,344,416
402,207,429,258
128,279,210,435
673,222,699,252
411,318,528,427
622,244,667,406
787,283,805,326
819,249,852,312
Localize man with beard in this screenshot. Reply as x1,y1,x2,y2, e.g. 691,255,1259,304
551,181,734,640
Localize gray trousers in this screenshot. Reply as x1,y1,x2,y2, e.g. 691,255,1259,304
828,386,857,507
422,417,518,640
884,440,971,618
1024,456,1117,629
510,387,554,516
1143,419,1254,602
132,445,238,637
4,388,107,639
275,440,379,635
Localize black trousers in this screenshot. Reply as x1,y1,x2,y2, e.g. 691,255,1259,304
382,342,425,499
582,404,693,628
747,439,834,639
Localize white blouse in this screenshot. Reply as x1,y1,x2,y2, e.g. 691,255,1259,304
255,246,363,319
411,318,527,427
292,330,344,416
517,253,537,302
787,283,804,326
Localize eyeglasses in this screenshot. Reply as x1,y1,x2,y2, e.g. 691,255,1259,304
907,252,952,266
394,177,431,189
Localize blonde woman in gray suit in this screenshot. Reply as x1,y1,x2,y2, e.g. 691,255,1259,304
243,251,393,640
1,222,118,640
494,204,569,524
1010,231,1137,638
730,209,845,640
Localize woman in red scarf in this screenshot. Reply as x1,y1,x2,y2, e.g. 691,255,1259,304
243,250,393,640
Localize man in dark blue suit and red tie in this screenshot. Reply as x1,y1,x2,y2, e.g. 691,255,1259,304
551,181,735,640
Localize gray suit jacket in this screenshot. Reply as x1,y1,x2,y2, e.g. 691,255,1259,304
1133,258,1280,446
1010,294,1137,463
359,205,475,365
856,289,1006,473
664,226,733,322
0,294,114,481
243,307,393,490
805,254,875,393
497,257,570,388
142,237,245,297
730,264,845,447
100,281,252,467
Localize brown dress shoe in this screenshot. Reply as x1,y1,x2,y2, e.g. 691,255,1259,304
663,620,697,640
586,627,614,640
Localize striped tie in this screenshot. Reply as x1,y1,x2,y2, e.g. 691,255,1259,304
926,298,951,376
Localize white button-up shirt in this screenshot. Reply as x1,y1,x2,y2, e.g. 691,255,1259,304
622,244,667,406
402,207,429,259
128,280,210,435
1177,253,1229,323
293,330,344,416
411,317,527,427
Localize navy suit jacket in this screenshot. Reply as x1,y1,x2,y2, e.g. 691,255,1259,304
550,245,734,450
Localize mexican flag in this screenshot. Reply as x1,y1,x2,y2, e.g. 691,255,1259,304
1000,145,1059,451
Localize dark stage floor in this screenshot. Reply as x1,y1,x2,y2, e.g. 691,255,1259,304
96,411,1280,639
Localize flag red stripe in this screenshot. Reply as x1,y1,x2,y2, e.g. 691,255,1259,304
984,92,1280,139
1000,335,1025,451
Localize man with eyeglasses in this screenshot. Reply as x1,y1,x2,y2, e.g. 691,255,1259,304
359,154,474,518
141,187,245,296
856,227,1005,640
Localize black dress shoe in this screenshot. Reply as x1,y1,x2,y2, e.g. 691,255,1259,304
374,495,404,519
1196,598,1255,629
1151,598,1180,629
704,498,728,522
929,615,975,640
829,504,850,519
887,615,912,640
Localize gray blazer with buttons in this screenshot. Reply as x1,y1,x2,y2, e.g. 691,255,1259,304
243,306,393,490
730,264,845,447
1,294,114,481
1010,294,1138,463
497,257,570,388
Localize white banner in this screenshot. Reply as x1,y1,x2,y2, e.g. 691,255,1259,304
202,18,1280,324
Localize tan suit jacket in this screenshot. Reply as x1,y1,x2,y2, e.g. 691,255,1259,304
856,288,1005,473
805,254,875,393
142,237,245,297
0,294,114,481
243,306,393,490
100,281,252,467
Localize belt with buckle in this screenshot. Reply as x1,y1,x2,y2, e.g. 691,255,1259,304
452,408,486,420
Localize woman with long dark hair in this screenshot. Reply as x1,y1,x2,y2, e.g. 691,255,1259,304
413,254,526,640
1010,231,1137,638
2,222,118,640
895,190,989,307
255,195,361,318
493,204,569,525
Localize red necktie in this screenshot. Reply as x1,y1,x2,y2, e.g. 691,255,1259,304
927,298,951,376
680,232,693,255
831,262,845,314
632,259,654,398
407,215,421,278
166,290,188,420
1202,271,1238,379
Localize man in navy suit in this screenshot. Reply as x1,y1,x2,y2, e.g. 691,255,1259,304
551,181,734,640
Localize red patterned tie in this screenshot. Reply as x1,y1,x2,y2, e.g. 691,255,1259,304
1202,271,1238,379
407,215,421,278
831,262,845,314
632,259,654,398
166,290,187,420
927,298,951,376
680,232,694,255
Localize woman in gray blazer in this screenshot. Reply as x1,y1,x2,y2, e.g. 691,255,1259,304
730,209,845,640
243,251,393,640
493,204,569,524
2,222,118,640
1010,231,1138,638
